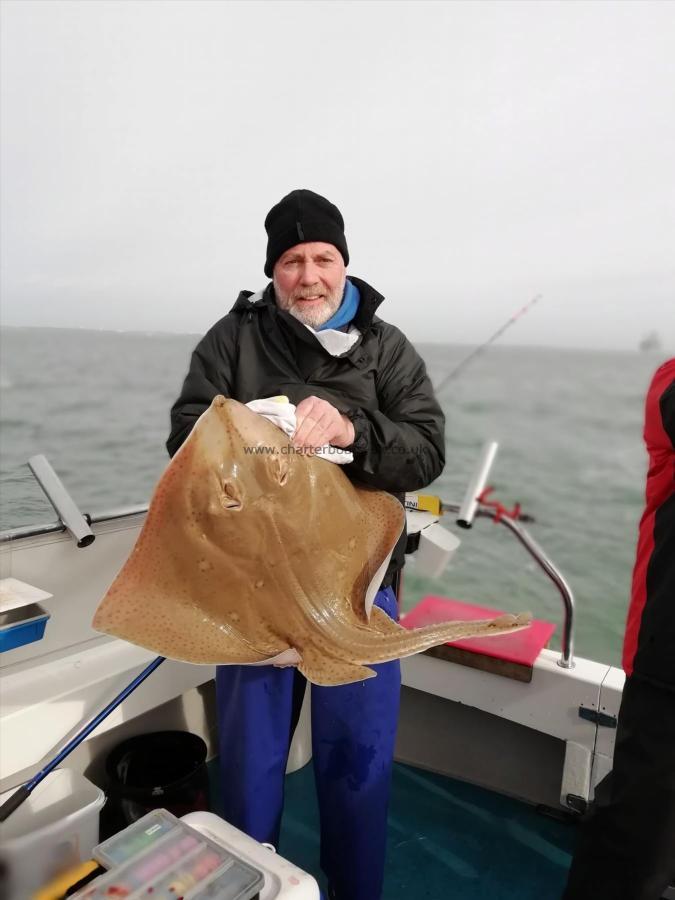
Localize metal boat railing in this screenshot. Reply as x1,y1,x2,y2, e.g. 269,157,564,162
0,504,150,543
438,440,575,669
438,499,575,669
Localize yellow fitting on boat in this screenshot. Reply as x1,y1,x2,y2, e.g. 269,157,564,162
33,859,100,900
404,493,442,516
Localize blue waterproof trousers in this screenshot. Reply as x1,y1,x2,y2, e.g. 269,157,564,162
215,587,401,900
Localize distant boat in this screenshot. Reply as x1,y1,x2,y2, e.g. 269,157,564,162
639,331,662,352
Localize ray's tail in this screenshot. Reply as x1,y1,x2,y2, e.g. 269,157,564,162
298,611,533,685
359,609,532,665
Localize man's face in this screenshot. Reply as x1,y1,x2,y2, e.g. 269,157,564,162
273,242,346,329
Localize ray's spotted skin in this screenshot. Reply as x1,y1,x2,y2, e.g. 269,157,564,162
93,397,530,685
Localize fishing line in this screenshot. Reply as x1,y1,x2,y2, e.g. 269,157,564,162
434,293,542,391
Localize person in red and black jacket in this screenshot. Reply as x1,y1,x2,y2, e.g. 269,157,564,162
563,359,675,900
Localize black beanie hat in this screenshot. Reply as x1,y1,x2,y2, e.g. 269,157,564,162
264,189,349,277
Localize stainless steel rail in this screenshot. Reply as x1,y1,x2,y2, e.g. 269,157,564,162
451,438,575,668
443,498,575,669
0,504,149,544
88,505,149,524
496,512,575,669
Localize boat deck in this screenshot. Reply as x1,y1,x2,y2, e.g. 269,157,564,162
210,759,577,899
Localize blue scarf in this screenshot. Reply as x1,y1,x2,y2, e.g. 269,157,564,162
317,279,361,331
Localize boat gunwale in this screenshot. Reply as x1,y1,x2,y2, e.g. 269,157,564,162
0,505,149,544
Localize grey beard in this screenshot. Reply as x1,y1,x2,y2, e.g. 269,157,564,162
274,274,346,329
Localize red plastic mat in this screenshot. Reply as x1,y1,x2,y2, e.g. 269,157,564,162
401,595,556,667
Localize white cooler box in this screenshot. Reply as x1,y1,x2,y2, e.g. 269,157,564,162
0,768,105,899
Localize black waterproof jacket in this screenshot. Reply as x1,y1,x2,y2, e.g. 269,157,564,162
167,277,446,584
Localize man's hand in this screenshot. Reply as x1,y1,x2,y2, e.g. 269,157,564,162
293,396,355,452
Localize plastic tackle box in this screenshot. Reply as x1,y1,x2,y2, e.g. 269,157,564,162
72,809,264,899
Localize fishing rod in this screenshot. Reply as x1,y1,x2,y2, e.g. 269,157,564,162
0,655,165,822
435,293,542,391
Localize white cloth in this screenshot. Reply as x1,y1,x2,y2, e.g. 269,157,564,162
301,322,361,355
245,397,354,465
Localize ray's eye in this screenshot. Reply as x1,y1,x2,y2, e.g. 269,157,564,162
219,480,242,510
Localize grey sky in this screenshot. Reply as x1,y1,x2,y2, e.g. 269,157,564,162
1,0,673,350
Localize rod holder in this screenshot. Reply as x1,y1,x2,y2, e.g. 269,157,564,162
456,441,499,529
28,455,95,547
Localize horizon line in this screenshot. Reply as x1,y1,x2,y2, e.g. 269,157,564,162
0,322,670,357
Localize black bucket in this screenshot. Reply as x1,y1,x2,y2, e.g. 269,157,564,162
101,731,210,836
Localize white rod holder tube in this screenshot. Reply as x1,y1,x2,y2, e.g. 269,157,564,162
456,441,499,529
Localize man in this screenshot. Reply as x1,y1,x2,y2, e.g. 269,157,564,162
167,189,445,900
562,358,675,900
